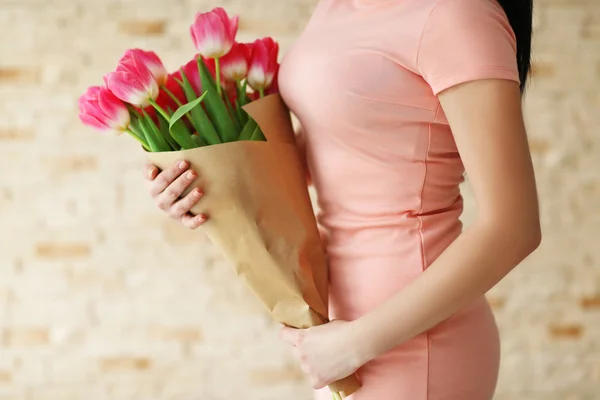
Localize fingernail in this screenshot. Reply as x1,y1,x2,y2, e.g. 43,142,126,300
198,214,207,223
187,171,196,180
147,167,154,178
193,189,202,198
178,161,187,170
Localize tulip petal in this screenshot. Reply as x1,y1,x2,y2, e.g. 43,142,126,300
105,71,157,107
229,15,239,41
127,49,168,85
97,88,130,128
79,113,110,131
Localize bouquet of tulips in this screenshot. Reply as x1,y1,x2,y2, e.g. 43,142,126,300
79,7,360,398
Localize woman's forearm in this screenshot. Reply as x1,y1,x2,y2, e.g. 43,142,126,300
351,218,541,363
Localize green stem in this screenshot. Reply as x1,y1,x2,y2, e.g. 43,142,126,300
215,57,222,97
332,392,343,400
161,83,196,126
148,98,171,123
235,80,241,99
259,88,265,98
160,85,183,107
125,128,150,151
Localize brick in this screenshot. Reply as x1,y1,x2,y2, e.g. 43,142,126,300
581,14,600,39
34,243,92,259
118,20,166,36
0,371,11,383
548,324,584,339
99,357,152,372
579,295,600,310
486,296,506,310
151,326,203,343
2,328,50,347
249,366,305,385
530,62,556,78
44,156,98,176
0,67,39,84
0,129,34,141
528,138,552,155
66,269,121,291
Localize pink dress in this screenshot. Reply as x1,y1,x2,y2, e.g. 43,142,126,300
278,0,521,398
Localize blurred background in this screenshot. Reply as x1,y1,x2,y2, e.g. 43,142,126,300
0,0,599,399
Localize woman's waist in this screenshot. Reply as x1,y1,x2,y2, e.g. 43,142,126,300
321,214,462,265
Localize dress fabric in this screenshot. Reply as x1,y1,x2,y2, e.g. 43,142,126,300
278,0,520,398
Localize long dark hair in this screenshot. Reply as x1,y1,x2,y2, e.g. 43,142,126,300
496,0,533,92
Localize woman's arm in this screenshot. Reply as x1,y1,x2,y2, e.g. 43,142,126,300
351,78,541,362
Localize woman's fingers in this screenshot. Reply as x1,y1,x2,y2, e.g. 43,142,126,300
150,160,190,197
144,160,208,230
180,212,208,229
144,164,159,180
155,169,197,211
170,188,204,219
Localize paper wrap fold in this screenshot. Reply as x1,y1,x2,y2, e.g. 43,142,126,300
147,94,361,397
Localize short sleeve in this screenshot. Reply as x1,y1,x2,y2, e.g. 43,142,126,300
417,0,520,95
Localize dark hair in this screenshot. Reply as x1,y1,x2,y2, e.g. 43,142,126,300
496,0,534,92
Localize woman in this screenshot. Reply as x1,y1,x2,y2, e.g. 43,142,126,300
144,0,540,398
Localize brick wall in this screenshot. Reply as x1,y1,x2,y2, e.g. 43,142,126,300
0,0,598,399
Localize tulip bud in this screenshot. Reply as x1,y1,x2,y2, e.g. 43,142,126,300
220,42,251,82
78,86,130,135
190,7,239,59
104,51,160,107
247,38,279,93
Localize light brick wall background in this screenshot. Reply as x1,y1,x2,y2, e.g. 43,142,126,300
0,0,598,399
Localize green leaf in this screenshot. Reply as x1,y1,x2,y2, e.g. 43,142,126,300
198,56,239,142
169,95,207,149
238,80,251,107
224,93,241,130
250,125,266,141
128,116,145,141
143,113,173,151
192,134,207,147
170,94,205,127
158,113,179,150
137,118,161,152
235,98,249,127
238,118,258,141
179,69,221,145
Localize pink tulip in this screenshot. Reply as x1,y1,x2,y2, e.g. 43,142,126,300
127,49,168,86
190,7,239,59
104,52,160,107
247,38,279,93
220,42,251,82
78,86,130,135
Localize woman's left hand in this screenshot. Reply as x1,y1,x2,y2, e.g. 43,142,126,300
279,320,366,389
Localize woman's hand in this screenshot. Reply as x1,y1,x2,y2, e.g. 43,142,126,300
144,160,207,229
279,320,366,389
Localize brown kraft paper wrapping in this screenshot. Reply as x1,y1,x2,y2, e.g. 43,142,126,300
147,94,361,397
